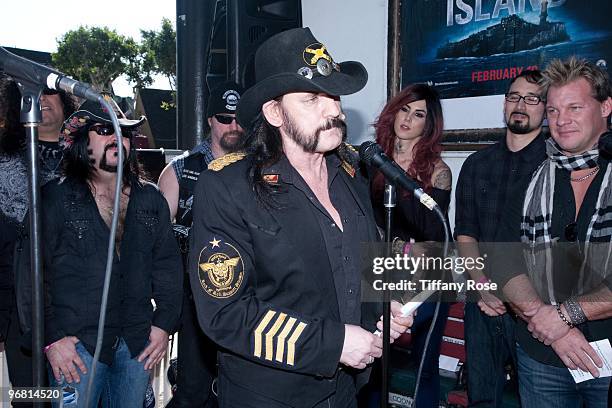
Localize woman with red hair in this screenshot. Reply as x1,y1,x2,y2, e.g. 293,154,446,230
370,83,452,407
371,83,451,240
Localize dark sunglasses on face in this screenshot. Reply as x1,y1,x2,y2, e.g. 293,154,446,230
214,114,237,125
89,124,134,138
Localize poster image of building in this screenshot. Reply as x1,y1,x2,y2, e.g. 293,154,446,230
401,0,612,98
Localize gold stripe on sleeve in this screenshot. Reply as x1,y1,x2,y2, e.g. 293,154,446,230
265,313,287,360
275,317,297,363
254,310,276,358
286,322,307,366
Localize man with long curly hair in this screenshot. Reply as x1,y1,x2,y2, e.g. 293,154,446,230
19,97,183,407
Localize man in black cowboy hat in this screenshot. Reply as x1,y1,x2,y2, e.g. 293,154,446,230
19,96,183,407
159,81,245,408
188,28,412,407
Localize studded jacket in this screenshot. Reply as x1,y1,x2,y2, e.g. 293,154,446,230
17,177,182,364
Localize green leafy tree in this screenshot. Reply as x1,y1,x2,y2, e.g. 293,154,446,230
140,18,177,90
52,26,144,92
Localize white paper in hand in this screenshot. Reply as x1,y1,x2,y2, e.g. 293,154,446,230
567,339,612,383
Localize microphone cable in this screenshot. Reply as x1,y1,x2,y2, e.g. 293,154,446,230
85,95,125,408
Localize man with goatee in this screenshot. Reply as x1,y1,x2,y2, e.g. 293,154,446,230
28,96,182,407
455,70,547,407
158,81,245,408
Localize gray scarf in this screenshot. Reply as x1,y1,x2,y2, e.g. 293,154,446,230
520,138,612,302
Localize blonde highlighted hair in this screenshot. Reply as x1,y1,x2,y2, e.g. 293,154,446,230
541,57,611,102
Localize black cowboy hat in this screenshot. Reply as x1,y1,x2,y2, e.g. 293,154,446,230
236,27,368,128
62,93,145,132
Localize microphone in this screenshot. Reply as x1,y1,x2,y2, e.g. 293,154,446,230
359,141,439,211
0,47,100,101
599,131,612,159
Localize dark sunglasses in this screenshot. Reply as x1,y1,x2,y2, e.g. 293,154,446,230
89,124,134,138
214,114,237,125
42,88,59,96
564,222,577,241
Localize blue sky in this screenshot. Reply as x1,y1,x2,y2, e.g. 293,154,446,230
1,0,176,96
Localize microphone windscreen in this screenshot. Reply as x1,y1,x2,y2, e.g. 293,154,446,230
358,141,382,165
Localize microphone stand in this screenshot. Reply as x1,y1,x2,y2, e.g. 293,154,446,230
17,81,45,407
381,182,396,408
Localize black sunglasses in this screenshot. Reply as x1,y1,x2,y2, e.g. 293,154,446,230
214,114,237,125
89,124,134,138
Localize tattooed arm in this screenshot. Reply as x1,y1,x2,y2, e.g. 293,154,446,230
432,161,452,191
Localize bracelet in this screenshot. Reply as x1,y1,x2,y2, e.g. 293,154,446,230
391,237,405,255
563,297,587,326
43,340,58,354
555,304,574,328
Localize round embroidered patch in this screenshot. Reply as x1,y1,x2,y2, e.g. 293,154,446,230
197,237,244,298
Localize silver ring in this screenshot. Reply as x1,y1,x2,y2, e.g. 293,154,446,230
368,356,374,364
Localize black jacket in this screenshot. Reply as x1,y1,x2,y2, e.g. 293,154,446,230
0,212,17,341
17,177,182,364
189,151,380,407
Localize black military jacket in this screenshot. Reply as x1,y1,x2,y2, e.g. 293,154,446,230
189,150,380,407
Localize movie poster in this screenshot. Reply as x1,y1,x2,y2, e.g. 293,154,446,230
401,0,612,98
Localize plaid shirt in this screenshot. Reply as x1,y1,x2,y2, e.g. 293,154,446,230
171,139,215,178
454,132,547,243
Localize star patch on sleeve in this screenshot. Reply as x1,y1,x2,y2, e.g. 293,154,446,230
197,237,244,298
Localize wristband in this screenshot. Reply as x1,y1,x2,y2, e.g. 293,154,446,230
563,297,587,325
555,304,574,328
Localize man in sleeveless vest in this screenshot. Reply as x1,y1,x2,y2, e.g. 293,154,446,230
158,81,245,408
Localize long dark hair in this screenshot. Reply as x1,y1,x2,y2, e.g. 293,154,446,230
245,112,284,208
0,76,78,153
372,83,444,197
63,124,144,187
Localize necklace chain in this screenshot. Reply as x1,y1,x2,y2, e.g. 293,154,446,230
570,166,599,182
39,147,64,176
94,194,118,216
